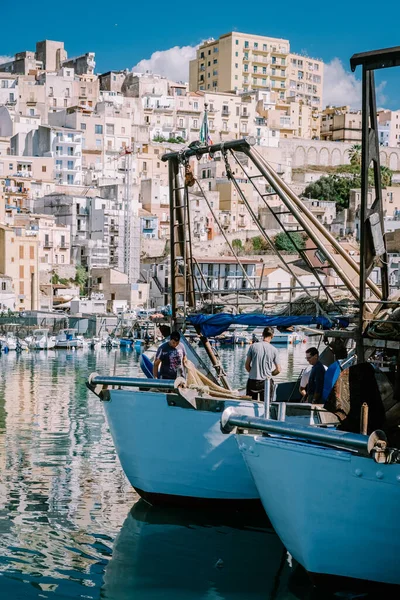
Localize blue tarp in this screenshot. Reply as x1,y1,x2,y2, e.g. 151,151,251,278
188,313,349,338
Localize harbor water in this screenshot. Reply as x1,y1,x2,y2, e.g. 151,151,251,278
0,344,387,599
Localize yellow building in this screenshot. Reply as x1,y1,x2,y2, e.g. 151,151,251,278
0,225,39,311
321,106,362,142
189,32,324,110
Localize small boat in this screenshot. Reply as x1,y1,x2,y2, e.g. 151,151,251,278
0,332,28,351
271,331,303,346
232,417,400,587
55,328,84,349
27,329,56,350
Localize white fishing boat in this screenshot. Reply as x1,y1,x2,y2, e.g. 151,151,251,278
27,329,56,350
236,423,400,586
55,328,84,349
220,47,400,589
87,135,361,507
0,332,28,351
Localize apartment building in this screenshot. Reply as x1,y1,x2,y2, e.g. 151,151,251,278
288,54,323,109
0,74,19,113
321,106,362,142
0,224,40,311
190,32,290,96
190,32,324,109
378,110,400,148
0,156,55,223
13,213,71,269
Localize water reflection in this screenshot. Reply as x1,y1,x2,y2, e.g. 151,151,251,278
0,345,390,599
102,500,286,600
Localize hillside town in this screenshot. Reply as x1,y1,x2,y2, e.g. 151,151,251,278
1,33,400,316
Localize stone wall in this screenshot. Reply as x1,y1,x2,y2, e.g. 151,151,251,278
280,138,400,171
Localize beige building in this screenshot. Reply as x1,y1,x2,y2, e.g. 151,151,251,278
189,32,324,110
288,54,323,109
321,106,362,142
0,224,40,311
378,110,400,148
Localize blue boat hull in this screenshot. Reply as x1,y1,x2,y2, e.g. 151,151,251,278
238,434,400,585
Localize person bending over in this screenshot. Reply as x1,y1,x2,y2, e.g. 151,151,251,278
153,331,187,380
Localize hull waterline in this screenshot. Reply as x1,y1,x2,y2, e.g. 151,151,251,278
238,434,400,586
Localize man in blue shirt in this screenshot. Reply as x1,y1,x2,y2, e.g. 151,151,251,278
153,331,187,380
305,347,325,403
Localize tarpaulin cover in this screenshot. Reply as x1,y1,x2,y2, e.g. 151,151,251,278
188,313,348,338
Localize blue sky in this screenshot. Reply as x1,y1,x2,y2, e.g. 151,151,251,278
2,0,400,108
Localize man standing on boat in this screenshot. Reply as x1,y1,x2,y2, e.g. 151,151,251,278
305,347,325,403
245,327,281,401
153,331,187,380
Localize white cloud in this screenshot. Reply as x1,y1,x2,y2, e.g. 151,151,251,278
132,44,198,82
323,57,387,109
0,56,12,65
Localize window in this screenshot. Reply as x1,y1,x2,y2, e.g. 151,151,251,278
95,138,102,148
30,108,34,116
53,98,57,107
56,160,62,168
193,119,198,128
19,265,24,279
42,165,46,172
254,42,258,49
67,174,74,184
263,44,267,51
1,282,6,291
95,125,103,134
65,88,70,97
67,160,74,169
244,41,249,48
194,101,198,109
213,59,217,64
121,126,125,134
253,66,258,73
81,123,86,130
30,246,34,259
106,123,114,135
49,86,53,95
64,99,68,107
235,40,239,45
19,245,24,259
61,255,65,263
67,146,74,156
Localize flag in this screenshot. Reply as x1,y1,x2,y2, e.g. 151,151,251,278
200,105,213,146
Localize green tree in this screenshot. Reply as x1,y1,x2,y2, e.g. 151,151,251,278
304,174,355,209
251,235,268,253
347,144,362,167
232,238,243,252
74,265,88,295
274,231,306,253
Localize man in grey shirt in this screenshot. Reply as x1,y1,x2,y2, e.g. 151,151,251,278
245,326,281,401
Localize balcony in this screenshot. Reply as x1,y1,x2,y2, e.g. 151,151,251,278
43,240,53,248
221,110,230,117
59,242,69,249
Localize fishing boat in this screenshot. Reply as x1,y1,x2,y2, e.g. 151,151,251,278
86,132,364,506
27,329,56,350
221,46,400,588
54,328,84,349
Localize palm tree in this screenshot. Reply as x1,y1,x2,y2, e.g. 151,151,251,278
347,144,362,167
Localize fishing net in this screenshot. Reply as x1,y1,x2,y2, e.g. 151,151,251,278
184,360,246,399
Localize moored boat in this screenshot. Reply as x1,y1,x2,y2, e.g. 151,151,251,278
55,328,84,349
27,329,56,350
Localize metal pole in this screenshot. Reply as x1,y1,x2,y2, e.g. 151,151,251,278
220,410,369,453
250,146,382,300
243,148,361,301
264,377,271,418
168,158,178,329
89,374,177,390
161,137,255,162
